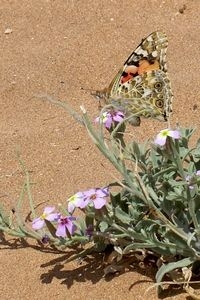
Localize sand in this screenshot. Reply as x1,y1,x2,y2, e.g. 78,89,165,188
1,1,200,299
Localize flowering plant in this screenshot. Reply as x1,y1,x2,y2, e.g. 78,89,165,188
1,102,200,298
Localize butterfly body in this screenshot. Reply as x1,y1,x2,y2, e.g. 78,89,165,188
93,31,172,124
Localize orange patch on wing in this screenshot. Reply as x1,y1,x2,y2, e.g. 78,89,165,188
138,59,160,75
121,65,138,84
121,73,133,84
121,60,160,84
124,65,138,74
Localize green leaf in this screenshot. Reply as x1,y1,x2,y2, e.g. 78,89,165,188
44,219,57,238
99,221,108,232
114,206,133,224
156,257,195,294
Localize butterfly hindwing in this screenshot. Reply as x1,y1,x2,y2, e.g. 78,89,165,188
110,70,172,121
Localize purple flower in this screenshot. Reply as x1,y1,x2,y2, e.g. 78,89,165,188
154,129,180,146
32,206,59,230
95,111,124,129
67,192,85,214
41,234,50,244
67,187,109,212
56,215,77,237
111,111,125,123
82,187,109,209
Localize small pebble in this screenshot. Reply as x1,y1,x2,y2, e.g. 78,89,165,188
179,4,186,14
4,28,13,34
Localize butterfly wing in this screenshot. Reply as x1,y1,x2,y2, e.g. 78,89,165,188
110,69,172,121
108,31,168,95
95,31,172,123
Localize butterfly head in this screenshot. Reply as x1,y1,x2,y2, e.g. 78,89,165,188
91,88,109,103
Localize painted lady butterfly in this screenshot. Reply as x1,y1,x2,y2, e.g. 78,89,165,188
92,31,173,126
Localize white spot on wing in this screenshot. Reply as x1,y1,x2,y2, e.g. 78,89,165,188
134,48,148,56
152,50,158,57
143,88,152,97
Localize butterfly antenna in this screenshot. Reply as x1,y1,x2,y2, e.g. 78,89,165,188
80,86,103,101
80,87,97,94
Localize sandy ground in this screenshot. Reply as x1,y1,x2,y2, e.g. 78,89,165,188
0,0,200,299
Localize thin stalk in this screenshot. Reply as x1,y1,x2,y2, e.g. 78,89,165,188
17,156,36,219
170,139,185,178
16,181,27,227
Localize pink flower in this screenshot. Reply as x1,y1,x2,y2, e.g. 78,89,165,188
67,192,85,214
82,187,109,209
95,111,124,129
154,129,180,146
32,206,59,230
67,187,109,212
56,216,77,237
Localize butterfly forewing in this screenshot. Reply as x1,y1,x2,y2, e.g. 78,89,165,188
125,32,168,70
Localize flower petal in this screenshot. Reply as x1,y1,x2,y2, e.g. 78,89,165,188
32,218,45,230
155,129,180,146
168,130,180,139
56,224,66,237
93,198,107,209
104,117,112,129
113,111,124,122
68,202,75,214
46,213,59,222
43,206,55,214
67,192,85,212
154,134,167,146
66,221,77,235
95,187,109,197
83,188,96,198
79,198,90,209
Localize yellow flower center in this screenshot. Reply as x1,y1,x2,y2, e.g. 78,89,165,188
41,213,47,220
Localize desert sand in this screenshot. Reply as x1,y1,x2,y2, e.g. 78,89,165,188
1,1,200,299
